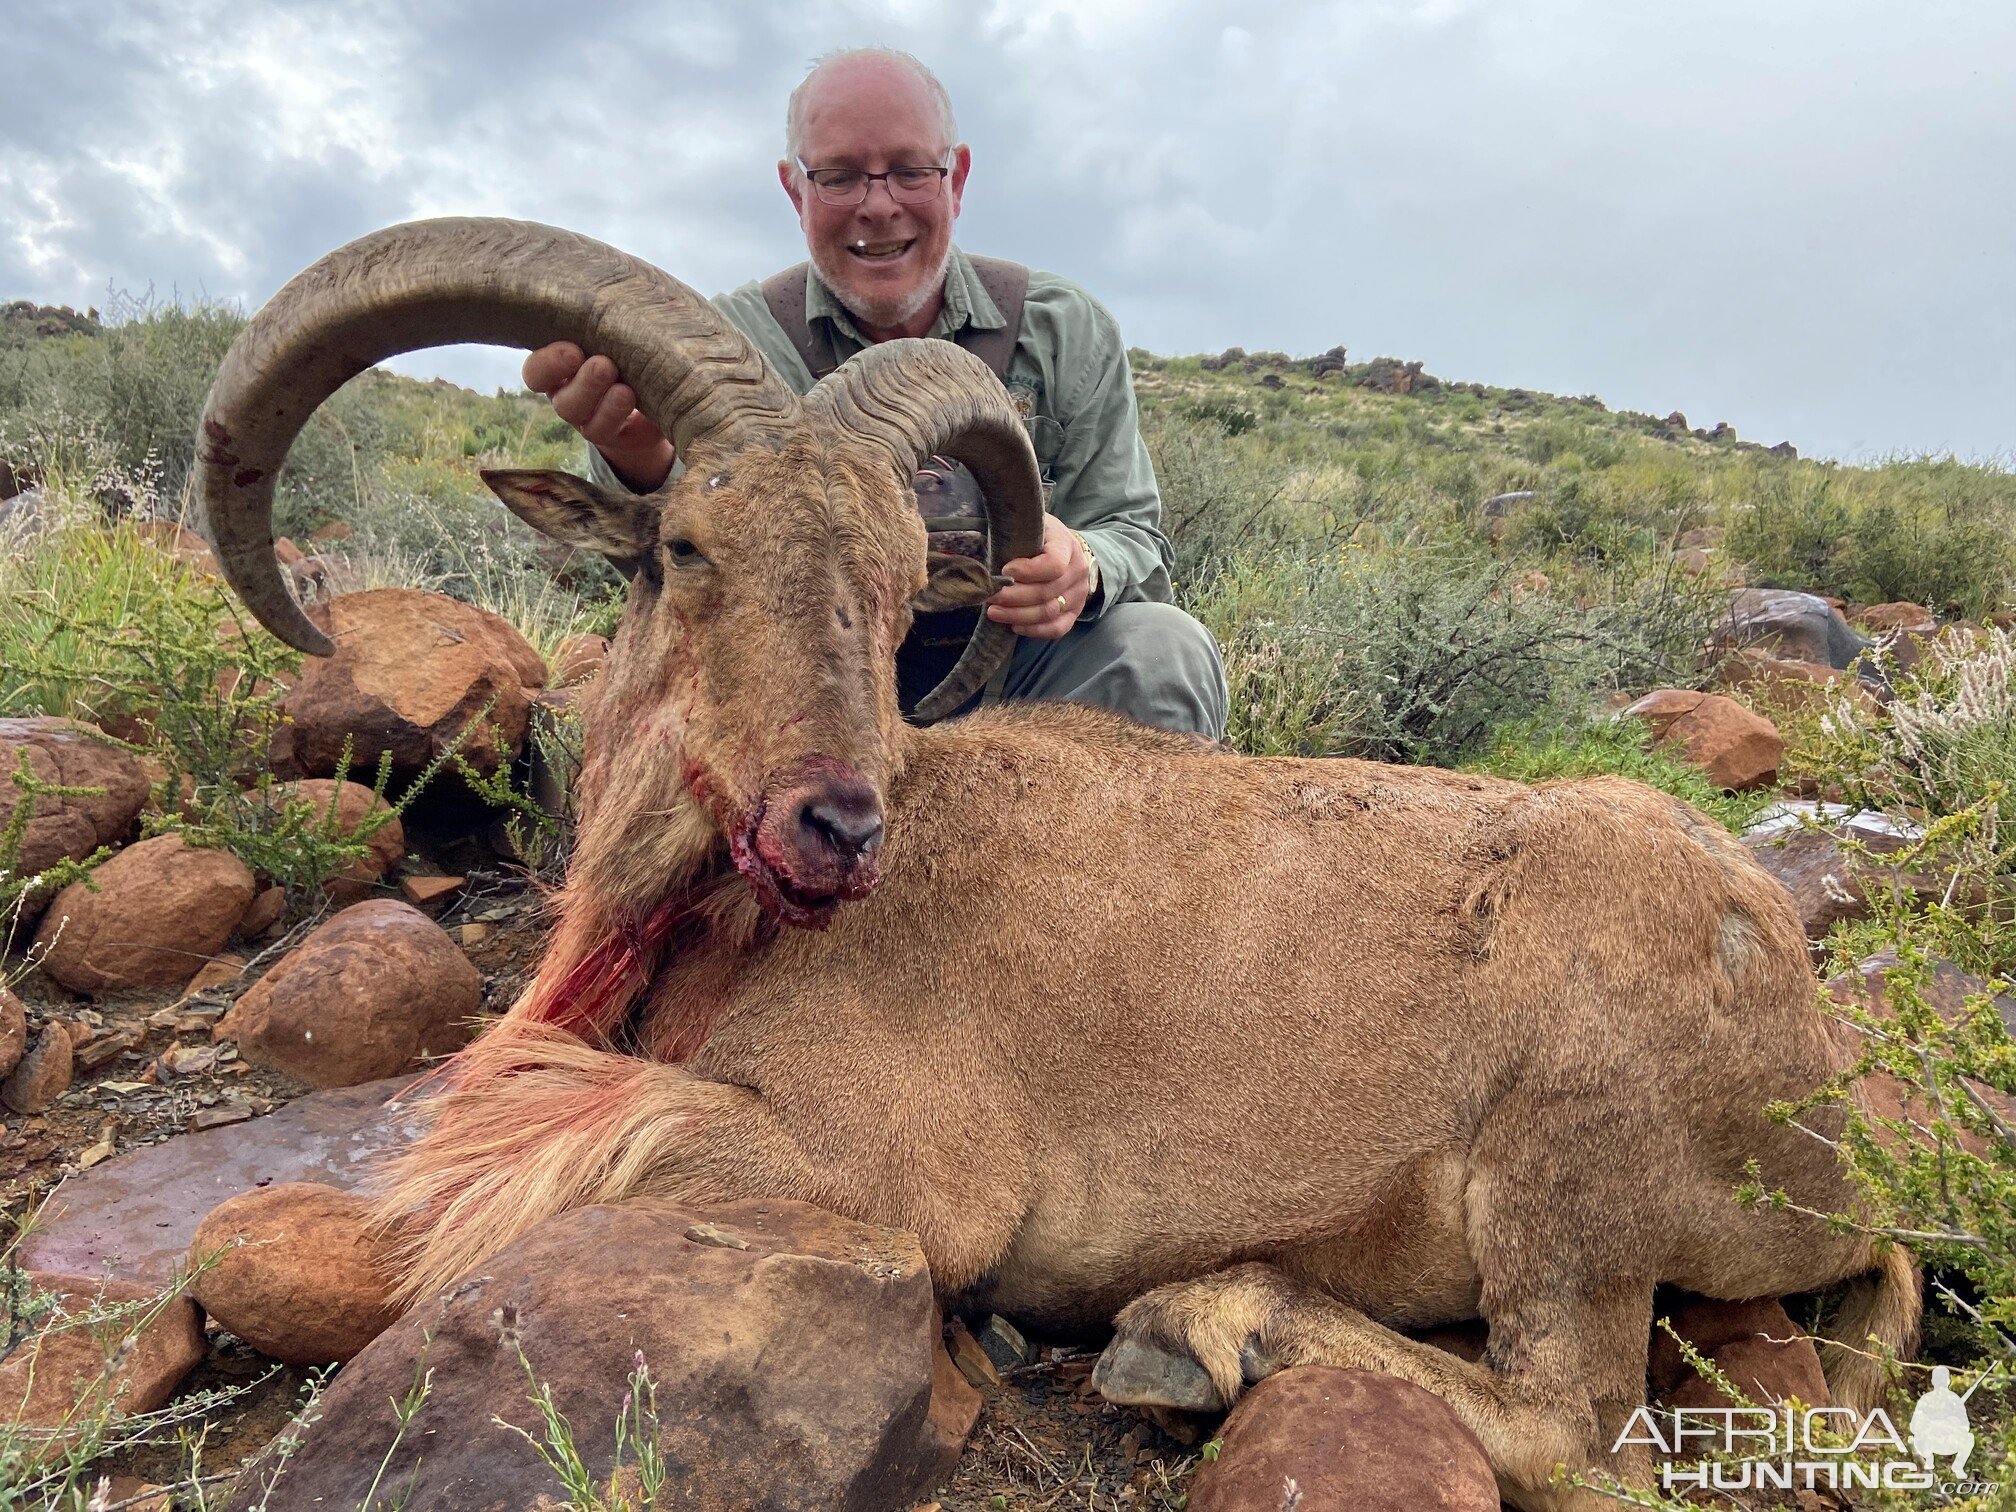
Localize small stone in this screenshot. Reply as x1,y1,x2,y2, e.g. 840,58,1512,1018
188,1103,256,1131
3,1024,74,1115
0,987,27,1078
459,922,489,947
683,1221,750,1250
947,1318,1001,1388
399,874,466,908
180,954,247,999
88,1477,170,1512
978,1313,1031,1372
927,1341,982,1463
160,1044,220,1078
239,886,288,938
78,1138,116,1168
75,1025,144,1071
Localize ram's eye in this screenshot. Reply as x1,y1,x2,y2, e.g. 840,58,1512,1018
663,538,706,566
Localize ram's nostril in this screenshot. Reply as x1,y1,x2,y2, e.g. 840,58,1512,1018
796,788,884,860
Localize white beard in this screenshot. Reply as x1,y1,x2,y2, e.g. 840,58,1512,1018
810,239,953,332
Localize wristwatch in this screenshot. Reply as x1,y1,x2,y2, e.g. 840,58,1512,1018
1070,528,1101,598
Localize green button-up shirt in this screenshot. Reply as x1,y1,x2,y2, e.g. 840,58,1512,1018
587,246,1174,617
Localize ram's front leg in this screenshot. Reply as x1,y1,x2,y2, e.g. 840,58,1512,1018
379,1025,826,1305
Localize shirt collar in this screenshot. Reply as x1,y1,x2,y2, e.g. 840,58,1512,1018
803,245,1003,347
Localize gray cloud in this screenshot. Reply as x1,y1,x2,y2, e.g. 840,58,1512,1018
4,0,2010,461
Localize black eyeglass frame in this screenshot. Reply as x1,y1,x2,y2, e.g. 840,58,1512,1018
796,160,954,207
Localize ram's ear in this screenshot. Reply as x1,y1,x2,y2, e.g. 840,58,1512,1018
913,551,1005,614
480,469,658,560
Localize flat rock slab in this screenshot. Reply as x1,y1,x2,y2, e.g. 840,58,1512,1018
19,1076,426,1286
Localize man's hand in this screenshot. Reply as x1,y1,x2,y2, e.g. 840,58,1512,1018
987,515,1095,640
523,342,677,492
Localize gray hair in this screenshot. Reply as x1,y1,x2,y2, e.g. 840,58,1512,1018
784,48,959,166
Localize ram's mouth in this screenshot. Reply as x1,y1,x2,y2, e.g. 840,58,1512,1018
849,238,914,264
728,805,879,931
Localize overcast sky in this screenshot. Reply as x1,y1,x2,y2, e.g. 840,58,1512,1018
6,0,2011,464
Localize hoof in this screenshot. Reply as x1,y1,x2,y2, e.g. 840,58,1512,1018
1092,1336,1227,1412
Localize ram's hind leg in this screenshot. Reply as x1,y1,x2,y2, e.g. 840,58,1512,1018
1094,1261,1651,1512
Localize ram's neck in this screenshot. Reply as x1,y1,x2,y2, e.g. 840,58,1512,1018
510,694,728,1044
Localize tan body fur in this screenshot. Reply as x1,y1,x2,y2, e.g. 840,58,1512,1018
392,702,1911,1512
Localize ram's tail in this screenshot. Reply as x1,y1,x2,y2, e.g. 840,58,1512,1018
1816,1242,1921,1414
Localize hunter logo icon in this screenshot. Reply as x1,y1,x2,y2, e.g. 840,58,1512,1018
1909,1365,1981,1476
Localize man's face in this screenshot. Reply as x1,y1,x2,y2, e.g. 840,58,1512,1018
780,62,970,334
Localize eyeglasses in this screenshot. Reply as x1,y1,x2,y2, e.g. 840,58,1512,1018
798,161,952,208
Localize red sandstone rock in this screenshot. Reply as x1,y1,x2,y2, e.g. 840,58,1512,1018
254,1199,957,1512
0,1272,203,1458
552,633,609,686
189,1182,403,1365
238,885,288,938
33,834,256,993
1626,689,1783,791
260,778,404,904
127,520,219,575
398,873,464,908
272,589,547,781
0,985,25,1078
1651,1296,1829,1408
2,1021,73,1114
218,900,478,1086
0,717,152,918
1186,1367,1498,1512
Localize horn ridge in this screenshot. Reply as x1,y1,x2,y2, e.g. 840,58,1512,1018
806,339,1046,721
197,216,797,653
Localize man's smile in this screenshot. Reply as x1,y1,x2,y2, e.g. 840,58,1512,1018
849,238,914,263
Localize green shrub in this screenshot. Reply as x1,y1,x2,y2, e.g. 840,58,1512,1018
1728,459,2016,616
1465,715,1772,832
1192,539,1710,766
0,295,385,521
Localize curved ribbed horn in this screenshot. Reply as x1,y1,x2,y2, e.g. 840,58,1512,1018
196,217,798,654
805,339,1044,722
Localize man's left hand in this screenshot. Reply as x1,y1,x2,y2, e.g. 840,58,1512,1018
988,516,1094,640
